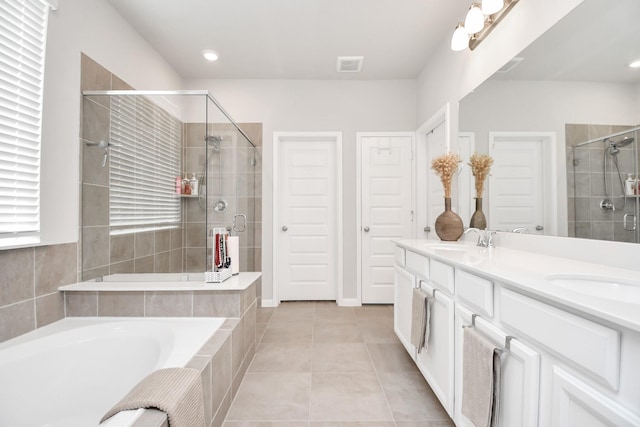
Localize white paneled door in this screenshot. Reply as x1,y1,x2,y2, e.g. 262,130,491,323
278,136,339,301
359,133,414,303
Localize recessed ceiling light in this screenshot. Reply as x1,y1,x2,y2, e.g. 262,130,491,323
629,59,640,69
202,50,219,62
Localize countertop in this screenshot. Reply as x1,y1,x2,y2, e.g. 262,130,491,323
395,239,640,333
59,271,261,292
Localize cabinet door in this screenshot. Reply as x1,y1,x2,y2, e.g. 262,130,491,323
415,280,454,417
455,306,541,427
394,265,416,359
551,366,640,427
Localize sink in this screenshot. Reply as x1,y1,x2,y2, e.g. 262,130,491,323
545,274,640,301
422,243,473,255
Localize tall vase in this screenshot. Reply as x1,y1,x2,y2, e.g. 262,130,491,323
469,197,487,230
435,197,464,241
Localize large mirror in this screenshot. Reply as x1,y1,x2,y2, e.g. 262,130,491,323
459,0,640,243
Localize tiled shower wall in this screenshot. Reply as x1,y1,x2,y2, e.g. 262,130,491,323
81,54,184,279
566,123,638,242
0,243,77,343
81,54,262,279
182,123,263,274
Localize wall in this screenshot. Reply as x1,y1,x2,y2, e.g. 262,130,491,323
183,79,417,303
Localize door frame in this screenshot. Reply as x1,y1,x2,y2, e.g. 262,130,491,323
416,103,451,239
356,131,416,306
488,131,557,235
272,131,344,306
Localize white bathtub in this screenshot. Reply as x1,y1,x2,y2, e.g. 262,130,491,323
0,317,224,427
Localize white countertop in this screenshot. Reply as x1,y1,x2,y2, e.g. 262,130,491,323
395,239,640,333
59,272,261,292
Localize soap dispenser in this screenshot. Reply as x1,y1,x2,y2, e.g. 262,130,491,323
190,173,199,196
625,173,634,196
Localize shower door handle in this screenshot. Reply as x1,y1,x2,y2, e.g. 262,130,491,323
623,214,637,231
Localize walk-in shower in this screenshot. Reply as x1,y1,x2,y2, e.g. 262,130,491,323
569,126,639,243
80,89,262,279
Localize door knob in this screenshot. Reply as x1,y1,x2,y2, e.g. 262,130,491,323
282,226,288,232
363,226,370,232
535,225,544,231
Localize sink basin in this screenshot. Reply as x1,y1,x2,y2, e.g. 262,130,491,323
545,274,640,301
422,243,473,255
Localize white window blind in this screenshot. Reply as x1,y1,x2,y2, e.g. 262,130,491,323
0,0,49,236
109,95,182,233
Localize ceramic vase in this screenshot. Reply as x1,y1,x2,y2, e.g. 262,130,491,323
469,197,487,230
434,197,464,241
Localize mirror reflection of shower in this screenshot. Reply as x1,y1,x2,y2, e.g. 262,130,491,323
601,136,635,212
200,135,227,212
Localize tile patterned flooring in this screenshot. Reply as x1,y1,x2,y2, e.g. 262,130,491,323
223,301,455,427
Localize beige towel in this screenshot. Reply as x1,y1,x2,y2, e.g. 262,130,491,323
100,368,205,427
461,327,502,427
410,288,433,353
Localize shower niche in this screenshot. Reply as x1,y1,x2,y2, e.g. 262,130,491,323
567,124,640,243
79,56,261,279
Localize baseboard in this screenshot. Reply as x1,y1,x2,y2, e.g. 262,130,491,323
338,298,361,307
260,298,278,308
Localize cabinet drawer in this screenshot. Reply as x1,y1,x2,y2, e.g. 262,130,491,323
395,246,406,267
500,288,620,389
405,250,429,279
456,269,493,316
430,259,454,293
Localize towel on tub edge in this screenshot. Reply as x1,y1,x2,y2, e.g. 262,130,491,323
100,367,205,427
410,287,433,353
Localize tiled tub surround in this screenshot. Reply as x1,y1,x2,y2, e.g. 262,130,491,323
0,242,77,343
60,272,261,427
0,317,225,427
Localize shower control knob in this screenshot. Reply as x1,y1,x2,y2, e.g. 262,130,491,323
363,227,370,232
282,226,288,232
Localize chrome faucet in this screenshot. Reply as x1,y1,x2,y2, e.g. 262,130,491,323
464,227,496,248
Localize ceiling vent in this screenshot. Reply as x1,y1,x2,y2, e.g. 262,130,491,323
337,56,364,73
496,57,524,73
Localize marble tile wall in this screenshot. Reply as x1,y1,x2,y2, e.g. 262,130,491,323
566,123,638,242
0,242,77,343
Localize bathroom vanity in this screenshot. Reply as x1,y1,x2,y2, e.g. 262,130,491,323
394,239,640,426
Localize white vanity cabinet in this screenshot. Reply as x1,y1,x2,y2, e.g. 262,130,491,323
455,305,541,427
415,280,455,416
393,241,640,427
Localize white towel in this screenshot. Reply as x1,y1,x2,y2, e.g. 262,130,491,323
461,327,502,427
410,288,433,353
100,368,205,427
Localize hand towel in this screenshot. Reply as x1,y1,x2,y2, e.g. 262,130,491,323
461,327,502,427
410,288,433,353
100,368,205,427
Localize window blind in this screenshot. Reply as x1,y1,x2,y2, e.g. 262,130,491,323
109,95,182,233
0,0,49,235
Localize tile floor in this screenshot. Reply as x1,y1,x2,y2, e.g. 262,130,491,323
223,301,455,427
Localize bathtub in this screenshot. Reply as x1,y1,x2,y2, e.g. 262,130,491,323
0,317,225,427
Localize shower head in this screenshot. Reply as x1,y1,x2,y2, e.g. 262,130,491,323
205,135,222,151
607,136,634,155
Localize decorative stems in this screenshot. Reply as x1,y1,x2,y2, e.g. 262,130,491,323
468,153,493,198
431,153,460,198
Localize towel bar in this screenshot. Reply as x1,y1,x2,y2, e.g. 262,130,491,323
463,313,514,352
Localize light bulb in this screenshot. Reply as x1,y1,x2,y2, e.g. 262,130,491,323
451,23,469,51
465,3,485,35
201,50,219,62
482,0,504,15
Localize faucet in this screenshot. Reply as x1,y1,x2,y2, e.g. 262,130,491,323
464,228,496,248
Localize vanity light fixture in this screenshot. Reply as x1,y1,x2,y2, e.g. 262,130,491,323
629,59,640,69
451,0,519,51
201,50,219,62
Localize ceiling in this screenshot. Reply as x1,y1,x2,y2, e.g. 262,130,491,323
107,0,469,80
492,0,640,84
